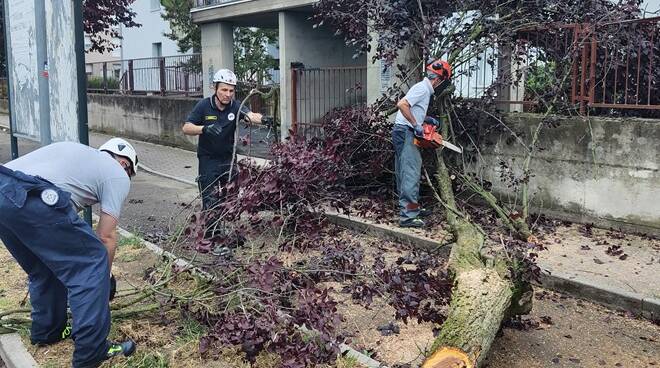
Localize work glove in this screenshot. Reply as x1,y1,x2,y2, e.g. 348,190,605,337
202,123,223,137
413,123,424,137
261,116,274,127
109,274,116,301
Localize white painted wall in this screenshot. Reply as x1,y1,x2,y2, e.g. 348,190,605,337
642,0,660,16
120,0,188,60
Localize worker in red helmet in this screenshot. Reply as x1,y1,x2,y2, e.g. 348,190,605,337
392,59,452,228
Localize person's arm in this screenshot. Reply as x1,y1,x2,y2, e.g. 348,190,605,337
182,122,204,136
96,212,118,269
397,98,418,127
246,112,264,124
182,100,205,135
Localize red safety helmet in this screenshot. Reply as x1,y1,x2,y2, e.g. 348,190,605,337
426,59,452,80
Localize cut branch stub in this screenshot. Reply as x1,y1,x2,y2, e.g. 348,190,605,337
422,347,474,368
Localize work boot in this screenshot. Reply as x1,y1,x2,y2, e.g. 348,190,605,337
80,340,137,368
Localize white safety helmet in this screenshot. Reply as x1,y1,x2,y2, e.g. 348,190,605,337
212,69,238,86
99,138,138,176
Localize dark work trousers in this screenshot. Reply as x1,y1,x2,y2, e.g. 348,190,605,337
197,155,235,211
0,166,110,368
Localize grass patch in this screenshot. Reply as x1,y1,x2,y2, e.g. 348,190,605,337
118,235,144,249
336,355,361,368
113,351,170,368
176,318,206,344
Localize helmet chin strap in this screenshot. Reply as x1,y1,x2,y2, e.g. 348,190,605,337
214,94,230,109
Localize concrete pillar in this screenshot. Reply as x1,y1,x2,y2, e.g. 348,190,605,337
367,24,420,105
200,22,234,96
497,45,526,113
279,11,367,140
278,11,305,140
366,28,383,105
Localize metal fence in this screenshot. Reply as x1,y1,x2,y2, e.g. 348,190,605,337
458,17,660,114
192,0,243,9
0,78,7,99
86,54,203,96
574,17,660,112
291,66,367,138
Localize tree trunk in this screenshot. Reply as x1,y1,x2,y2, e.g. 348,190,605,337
422,150,529,368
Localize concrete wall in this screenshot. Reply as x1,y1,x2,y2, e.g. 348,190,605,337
87,94,198,150
279,11,366,139
475,113,660,235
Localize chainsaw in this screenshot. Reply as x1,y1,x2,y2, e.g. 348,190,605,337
413,116,463,153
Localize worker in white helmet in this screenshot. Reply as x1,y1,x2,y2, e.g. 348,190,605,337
182,68,273,242
0,138,138,367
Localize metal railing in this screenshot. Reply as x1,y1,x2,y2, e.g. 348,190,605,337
193,0,245,9
458,18,660,114
291,66,367,138
0,78,7,99
453,24,581,112
574,17,660,112
86,54,203,96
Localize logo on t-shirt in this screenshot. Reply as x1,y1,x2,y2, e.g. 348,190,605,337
228,113,235,121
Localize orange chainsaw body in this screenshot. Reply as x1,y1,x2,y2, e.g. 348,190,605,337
413,123,443,149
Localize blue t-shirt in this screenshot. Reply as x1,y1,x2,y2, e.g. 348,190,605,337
186,96,247,158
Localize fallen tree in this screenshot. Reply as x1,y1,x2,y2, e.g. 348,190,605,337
312,0,648,366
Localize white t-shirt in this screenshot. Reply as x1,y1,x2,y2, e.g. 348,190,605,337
394,77,434,128
5,142,130,220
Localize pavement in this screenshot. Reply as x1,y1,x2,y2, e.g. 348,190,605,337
0,113,659,366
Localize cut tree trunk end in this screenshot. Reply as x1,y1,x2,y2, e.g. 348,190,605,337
423,347,473,368
421,145,532,367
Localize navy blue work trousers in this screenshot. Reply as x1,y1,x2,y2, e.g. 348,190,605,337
0,166,110,368
197,155,235,211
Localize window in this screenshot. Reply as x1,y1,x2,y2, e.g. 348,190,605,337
84,35,92,52
152,42,162,58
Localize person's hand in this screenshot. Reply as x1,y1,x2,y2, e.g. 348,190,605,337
202,123,223,137
414,124,424,137
261,116,274,127
109,274,116,301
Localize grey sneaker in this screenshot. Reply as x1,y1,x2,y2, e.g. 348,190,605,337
400,218,425,228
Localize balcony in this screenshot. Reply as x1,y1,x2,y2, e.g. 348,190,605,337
192,0,252,10
191,0,317,25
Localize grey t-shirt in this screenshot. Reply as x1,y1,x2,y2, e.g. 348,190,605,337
394,78,434,128
4,142,130,220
